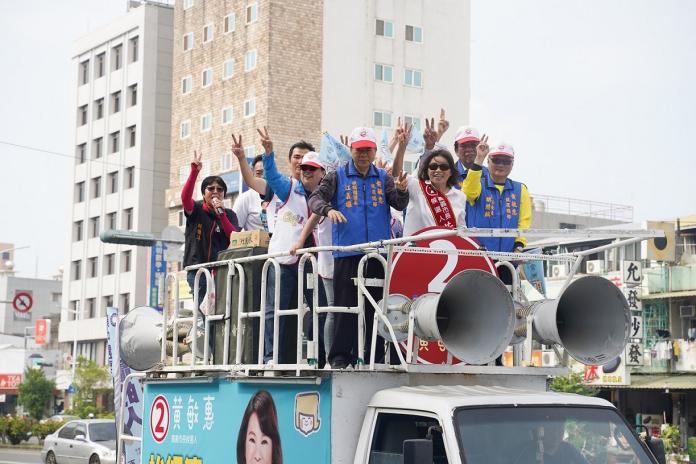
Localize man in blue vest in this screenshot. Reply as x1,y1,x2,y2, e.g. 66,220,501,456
462,137,532,253
309,126,409,369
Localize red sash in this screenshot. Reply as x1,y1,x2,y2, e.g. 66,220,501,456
419,180,457,229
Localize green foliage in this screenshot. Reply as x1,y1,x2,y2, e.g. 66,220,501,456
549,372,600,397
6,416,32,445
18,368,56,420
661,423,681,454
0,415,8,443
32,420,62,443
71,356,111,418
687,437,696,462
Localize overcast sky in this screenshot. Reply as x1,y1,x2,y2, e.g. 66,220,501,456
1,0,694,279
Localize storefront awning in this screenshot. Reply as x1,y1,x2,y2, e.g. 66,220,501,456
612,375,696,390
642,290,696,300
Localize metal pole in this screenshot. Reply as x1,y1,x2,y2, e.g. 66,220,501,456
71,300,81,382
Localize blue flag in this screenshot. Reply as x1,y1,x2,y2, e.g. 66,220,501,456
406,127,425,153
319,132,351,171
378,129,393,165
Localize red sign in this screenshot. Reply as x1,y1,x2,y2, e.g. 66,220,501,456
12,291,33,313
0,374,22,389
35,319,49,345
390,227,497,364
150,395,170,444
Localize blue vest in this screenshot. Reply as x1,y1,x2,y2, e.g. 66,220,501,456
468,170,523,252
332,162,391,257
455,162,489,228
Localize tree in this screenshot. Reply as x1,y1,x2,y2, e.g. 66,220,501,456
18,368,55,420
71,356,111,417
549,372,599,397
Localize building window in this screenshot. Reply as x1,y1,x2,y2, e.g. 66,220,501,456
376,19,394,38
203,24,214,42
129,36,138,62
75,182,85,203
182,0,194,9
79,60,89,85
244,50,257,72
183,32,193,51
103,295,114,311
182,76,192,94
78,105,87,126
202,68,213,87
71,260,81,280
220,152,231,171
179,166,188,184
244,98,256,118
405,25,423,43
373,110,393,128
108,171,118,194
95,52,105,78
123,208,133,230
93,137,103,159
89,216,100,238
112,44,122,71
200,160,210,177
86,298,96,318
110,131,120,153
178,210,186,227
221,106,233,125
223,59,234,80
180,120,191,139
244,146,255,159
224,13,236,33
404,115,421,132
125,166,135,189
111,91,121,113
104,254,115,275
121,250,132,272
94,98,104,120
76,144,86,164
127,125,136,148
129,84,137,106
73,220,83,242
120,293,131,313
107,211,117,229
246,3,258,24
91,176,101,199
374,63,393,83
404,68,423,87
88,257,98,278
200,113,212,132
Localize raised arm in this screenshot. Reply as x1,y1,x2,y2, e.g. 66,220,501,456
390,122,411,179
181,150,202,214
258,127,292,202
461,134,488,203
231,134,266,195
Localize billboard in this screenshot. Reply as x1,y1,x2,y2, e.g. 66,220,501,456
142,378,331,463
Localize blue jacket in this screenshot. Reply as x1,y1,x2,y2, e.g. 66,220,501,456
454,161,488,228
332,162,391,257
468,170,523,252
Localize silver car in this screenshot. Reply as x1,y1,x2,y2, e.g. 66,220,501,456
41,419,117,464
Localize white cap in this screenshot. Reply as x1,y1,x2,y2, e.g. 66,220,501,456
300,151,324,169
348,127,377,149
454,126,480,144
489,142,515,159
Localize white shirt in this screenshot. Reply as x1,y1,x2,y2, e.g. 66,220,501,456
402,177,467,237
232,188,266,231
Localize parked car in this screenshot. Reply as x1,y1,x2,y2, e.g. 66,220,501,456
40,419,116,464
41,414,80,424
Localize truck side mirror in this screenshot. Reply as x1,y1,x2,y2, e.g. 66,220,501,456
646,437,666,464
403,439,433,464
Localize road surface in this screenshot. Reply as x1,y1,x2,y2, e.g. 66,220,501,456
0,448,42,464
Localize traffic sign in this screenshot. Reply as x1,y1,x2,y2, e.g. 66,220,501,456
35,319,50,345
390,227,497,364
12,291,32,313
150,395,170,443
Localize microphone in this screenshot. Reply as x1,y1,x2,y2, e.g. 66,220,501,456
216,206,225,216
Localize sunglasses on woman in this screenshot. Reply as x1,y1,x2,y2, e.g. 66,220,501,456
428,163,451,171
205,186,225,192
300,165,318,172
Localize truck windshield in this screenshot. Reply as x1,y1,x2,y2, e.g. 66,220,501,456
454,406,654,464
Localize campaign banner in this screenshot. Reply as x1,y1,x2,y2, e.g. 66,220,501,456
106,307,143,464
520,248,547,297
142,378,332,464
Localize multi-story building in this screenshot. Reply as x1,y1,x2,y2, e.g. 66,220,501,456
59,2,174,372
166,0,471,230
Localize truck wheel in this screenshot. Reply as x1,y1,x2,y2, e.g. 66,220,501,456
45,451,57,464
89,455,100,464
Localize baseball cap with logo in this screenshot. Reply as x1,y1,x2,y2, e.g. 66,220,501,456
348,127,377,149
300,151,324,169
454,126,481,144
489,142,515,159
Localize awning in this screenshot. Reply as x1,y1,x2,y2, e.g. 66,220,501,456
642,290,696,300
609,375,696,390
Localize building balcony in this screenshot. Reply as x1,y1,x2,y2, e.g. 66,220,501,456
644,265,696,297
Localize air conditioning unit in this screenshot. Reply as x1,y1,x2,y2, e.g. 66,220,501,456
586,260,605,275
680,305,695,318
541,350,558,367
552,265,568,278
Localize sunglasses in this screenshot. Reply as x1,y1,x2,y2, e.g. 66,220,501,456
206,186,225,192
490,157,513,166
428,163,451,171
300,165,318,172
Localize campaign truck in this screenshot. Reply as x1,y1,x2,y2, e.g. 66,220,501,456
113,227,667,464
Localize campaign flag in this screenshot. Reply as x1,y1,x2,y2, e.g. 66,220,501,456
319,132,351,171
521,248,547,297
378,129,393,165
406,127,425,153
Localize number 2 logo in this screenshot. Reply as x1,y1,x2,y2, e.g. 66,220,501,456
150,395,169,443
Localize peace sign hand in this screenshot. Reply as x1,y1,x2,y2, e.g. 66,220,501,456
423,117,438,150
394,172,408,192
230,134,245,159
475,134,489,164
256,126,273,155
437,108,449,141
192,150,203,168
396,122,412,151
340,134,349,147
